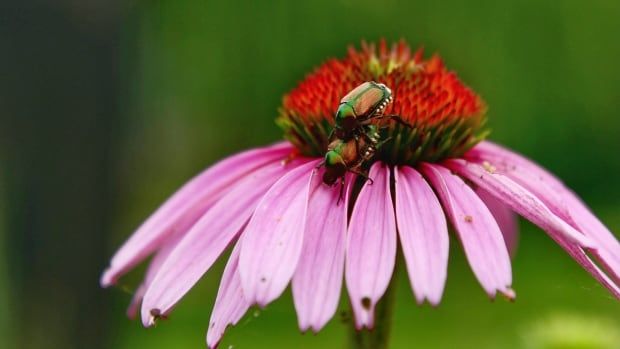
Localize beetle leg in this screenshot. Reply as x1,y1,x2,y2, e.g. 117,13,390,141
327,128,335,142
353,135,364,156
373,114,413,128
374,136,393,150
337,176,345,206
359,129,379,148
388,114,413,128
348,167,374,185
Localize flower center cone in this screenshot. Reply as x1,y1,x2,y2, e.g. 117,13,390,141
277,40,489,166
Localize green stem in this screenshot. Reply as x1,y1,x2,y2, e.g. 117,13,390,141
348,271,398,349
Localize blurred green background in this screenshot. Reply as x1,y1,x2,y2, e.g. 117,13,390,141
1,0,619,348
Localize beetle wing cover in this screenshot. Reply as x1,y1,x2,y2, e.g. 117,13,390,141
341,82,386,117
340,82,373,103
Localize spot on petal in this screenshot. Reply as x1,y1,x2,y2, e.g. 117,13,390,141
361,297,372,310
482,161,496,173
148,308,167,326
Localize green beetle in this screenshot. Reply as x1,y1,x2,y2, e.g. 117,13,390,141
320,125,387,202
332,81,393,141
321,137,375,185
319,82,409,201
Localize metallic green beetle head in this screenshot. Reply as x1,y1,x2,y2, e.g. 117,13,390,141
322,152,347,185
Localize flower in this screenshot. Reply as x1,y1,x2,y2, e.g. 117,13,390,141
101,40,620,348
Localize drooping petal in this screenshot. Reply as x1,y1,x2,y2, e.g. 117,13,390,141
140,160,303,326
292,172,353,332
394,166,449,305
466,141,565,190
239,161,318,307
206,243,251,349
446,159,593,248
126,284,146,319
101,142,292,287
475,188,519,258
421,163,513,299
448,159,620,298
467,141,620,283
126,232,184,318
549,233,620,299
345,163,397,329
562,194,620,284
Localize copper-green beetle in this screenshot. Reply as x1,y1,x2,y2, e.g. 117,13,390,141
332,81,393,140
322,129,379,186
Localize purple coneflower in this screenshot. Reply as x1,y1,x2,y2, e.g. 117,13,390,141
101,40,620,348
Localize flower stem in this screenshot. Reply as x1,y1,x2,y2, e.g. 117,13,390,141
348,271,398,349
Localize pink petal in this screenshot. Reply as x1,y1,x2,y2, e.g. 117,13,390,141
467,141,620,284
140,160,302,326
239,161,318,307
421,163,513,299
206,243,251,349
562,194,620,284
467,141,565,191
126,284,146,319
550,234,620,299
292,172,353,332
101,142,292,287
446,159,593,248
126,232,183,318
448,159,620,298
345,163,397,329
475,188,519,258
394,166,449,305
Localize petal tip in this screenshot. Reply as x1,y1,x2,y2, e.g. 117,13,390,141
206,339,220,349
414,295,425,306
100,268,115,287
142,308,164,328
255,299,269,309
501,287,516,302
206,325,222,349
298,319,325,334
353,298,375,330
414,294,442,307
126,307,138,320
426,295,442,307
309,326,321,335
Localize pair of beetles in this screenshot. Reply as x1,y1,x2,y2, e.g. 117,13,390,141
319,81,409,196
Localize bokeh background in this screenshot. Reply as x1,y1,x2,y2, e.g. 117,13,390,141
2,0,620,348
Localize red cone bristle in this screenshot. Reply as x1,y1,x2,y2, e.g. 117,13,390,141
277,40,489,163
282,40,485,127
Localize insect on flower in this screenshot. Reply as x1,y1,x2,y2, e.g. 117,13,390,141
332,81,391,139
319,81,407,196
101,40,620,349
321,125,387,202
331,81,410,141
